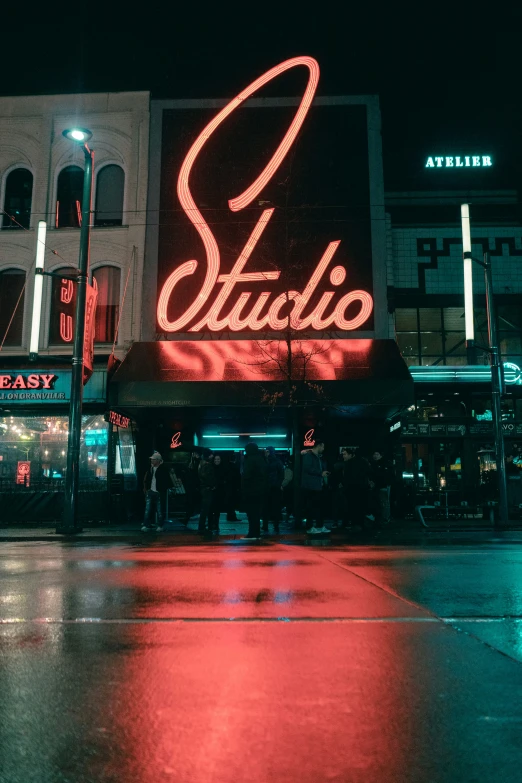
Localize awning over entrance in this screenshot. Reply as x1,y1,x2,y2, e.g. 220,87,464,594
111,339,413,409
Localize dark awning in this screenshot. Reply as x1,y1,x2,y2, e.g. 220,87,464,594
111,339,413,410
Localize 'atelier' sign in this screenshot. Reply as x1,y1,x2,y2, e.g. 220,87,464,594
425,155,493,169
157,56,374,334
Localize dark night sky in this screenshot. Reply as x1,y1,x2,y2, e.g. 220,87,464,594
4,10,522,190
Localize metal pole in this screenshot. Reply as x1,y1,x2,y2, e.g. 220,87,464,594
483,251,508,527
58,145,94,533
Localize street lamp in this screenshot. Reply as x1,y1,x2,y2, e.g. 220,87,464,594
461,203,508,527
56,127,95,534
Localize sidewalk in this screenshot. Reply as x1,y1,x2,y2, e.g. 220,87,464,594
2,515,522,545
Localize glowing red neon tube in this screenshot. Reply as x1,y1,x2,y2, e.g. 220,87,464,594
157,55,374,334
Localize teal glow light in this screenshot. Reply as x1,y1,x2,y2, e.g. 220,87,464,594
410,364,521,385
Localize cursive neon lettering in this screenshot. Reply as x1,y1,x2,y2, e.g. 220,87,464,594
157,56,373,333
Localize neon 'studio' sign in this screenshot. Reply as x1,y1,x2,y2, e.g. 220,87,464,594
157,56,374,333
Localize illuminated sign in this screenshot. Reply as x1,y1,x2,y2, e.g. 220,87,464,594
410,363,521,385
0,370,106,403
170,432,182,449
16,461,31,487
425,155,493,169
389,420,401,433
303,428,316,447
106,410,131,429
156,57,375,335
0,374,56,390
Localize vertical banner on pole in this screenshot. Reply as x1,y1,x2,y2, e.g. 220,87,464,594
83,283,98,385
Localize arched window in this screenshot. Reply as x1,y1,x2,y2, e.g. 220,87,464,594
56,166,84,228
2,169,33,229
93,266,121,343
95,165,124,226
0,269,25,345
49,267,76,344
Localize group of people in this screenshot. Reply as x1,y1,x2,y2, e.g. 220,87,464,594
197,444,290,538
141,440,392,536
298,441,392,533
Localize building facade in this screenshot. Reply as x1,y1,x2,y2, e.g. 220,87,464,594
0,91,149,521
387,187,522,510
109,57,413,499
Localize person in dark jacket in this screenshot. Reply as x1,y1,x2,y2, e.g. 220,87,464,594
183,451,201,524
301,441,330,534
142,451,173,532
198,449,216,534
262,446,284,533
226,454,241,522
337,447,371,528
210,454,226,533
242,443,268,538
371,450,392,524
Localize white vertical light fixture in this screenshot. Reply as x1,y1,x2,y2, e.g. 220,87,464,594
461,203,474,343
29,220,47,360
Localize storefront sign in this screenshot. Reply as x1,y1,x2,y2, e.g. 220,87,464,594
502,422,522,435
303,428,316,447
106,410,131,429
16,461,30,486
0,370,106,403
425,155,493,169
447,424,467,437
156,57,376,336
470,421,493,434
389,420,401,433
0,373,56,391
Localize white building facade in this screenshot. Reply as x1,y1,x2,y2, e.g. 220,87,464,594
0,91,149,358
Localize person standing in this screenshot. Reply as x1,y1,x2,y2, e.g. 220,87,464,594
242,443,268,539
281,456,294,522
142,451,173,532
301,440,330,534
226,454,241,522
338,448,371,528
371,450,392,524
262,447,284,534
183,451,201,525
210,454,226,533
198,449,216,534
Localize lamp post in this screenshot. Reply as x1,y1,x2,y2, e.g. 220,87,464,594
57,128,94,534
461,203,508,527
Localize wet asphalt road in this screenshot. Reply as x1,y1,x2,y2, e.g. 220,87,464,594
2,539,522,782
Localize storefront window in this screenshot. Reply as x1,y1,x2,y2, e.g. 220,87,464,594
0,414,108,490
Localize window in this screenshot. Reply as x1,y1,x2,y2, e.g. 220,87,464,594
93,266,120,343
48,267,76,345
0,269,25,346
95,165,124,226
395,305,521,366
0,414,108,489
56,166,84,228
3,169,33,229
